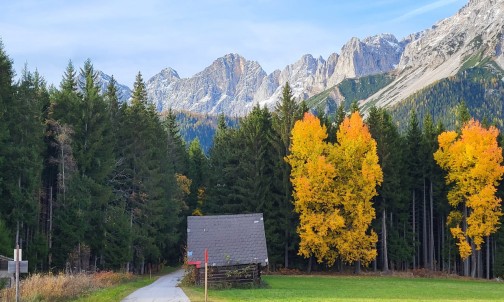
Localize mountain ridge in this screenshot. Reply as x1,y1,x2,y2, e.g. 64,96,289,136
363,0,504,109
145,33,407,116
104,0,504,119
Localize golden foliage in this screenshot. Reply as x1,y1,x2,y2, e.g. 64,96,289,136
287,112,382,267
174,173,191,212
434,119,504,259
176,173,192,195
287,113,343,265
331,112,382,265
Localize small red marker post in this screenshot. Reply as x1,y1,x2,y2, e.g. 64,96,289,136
204,248,208,302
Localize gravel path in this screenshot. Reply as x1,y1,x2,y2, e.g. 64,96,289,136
122,269,190,302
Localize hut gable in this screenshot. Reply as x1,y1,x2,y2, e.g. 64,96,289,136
0,255,13,287
187,213,268,267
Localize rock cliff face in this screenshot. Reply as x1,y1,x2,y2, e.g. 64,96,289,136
329,34,404,85
146,34,406,116
146,68,180,111
146,54,267,116
79,71,132,103
365,0,504,108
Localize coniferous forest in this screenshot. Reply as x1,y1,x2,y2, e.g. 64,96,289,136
2,39,504,280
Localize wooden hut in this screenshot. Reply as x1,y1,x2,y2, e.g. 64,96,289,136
187,213,268,286
0,255,13,288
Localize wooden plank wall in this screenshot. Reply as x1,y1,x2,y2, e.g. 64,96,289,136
196,264,261,286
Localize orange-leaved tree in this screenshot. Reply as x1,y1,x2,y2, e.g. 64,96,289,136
286,112,344,266
331,112,382,269
434,119,504,261
287,112,382,269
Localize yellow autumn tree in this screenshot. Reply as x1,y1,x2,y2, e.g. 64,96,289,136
331,112,382,268
287,113,344,266
434,119,504,260
287,112,382,268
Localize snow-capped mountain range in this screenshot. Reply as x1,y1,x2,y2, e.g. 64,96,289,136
99,0,504,116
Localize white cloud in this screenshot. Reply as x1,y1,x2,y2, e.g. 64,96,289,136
392,0,461,22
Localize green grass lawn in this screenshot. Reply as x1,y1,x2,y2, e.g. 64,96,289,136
182,274,504,302
69,277,155,302
69,266,178,302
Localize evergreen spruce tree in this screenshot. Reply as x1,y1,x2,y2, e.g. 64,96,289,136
44,61,81,270
187,138,208,214
366,107,410,271
0,64,46,270
163,109,188,175
406,111,424,269
205,115,242,214
0,218,11,256
0,39,14,228
114,72,180,272
49,60,115,271
105,75,120,131
350,100,360,113
272,82,301,268
238,106,284,265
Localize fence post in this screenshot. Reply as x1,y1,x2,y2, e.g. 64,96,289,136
204,248,208,302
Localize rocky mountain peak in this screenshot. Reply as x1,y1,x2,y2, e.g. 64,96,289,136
363,33,398,45
210,53,245,72
329,33,404,83
147,67,180,85
77,70,132,103
146,53,267,115
160,67,180,79
365,0,504,109
146,31,409,116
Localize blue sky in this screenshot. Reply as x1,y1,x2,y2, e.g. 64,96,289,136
0,0,466,87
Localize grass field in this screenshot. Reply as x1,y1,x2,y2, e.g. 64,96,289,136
69,266,177,302
182,274,504,302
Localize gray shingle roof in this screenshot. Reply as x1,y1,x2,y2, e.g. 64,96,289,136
0,255,13,261
187,213,268,267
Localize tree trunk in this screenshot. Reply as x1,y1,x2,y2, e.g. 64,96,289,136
403,222,407,270
429,180,435,270
412,190,416,269
355,260,361,274
61,146,66,201
441,217,445,272
486,236,490,279
78,242,82,273
284,228,289,269
48,186,53,271
284,165,290,269
492,238,496,279
307,256,312,274
423,179,427,269
478,248,483,278
126,210,133,273
450,252,458,275
470,242,477,278
382,209,389,272
463,204,470,276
